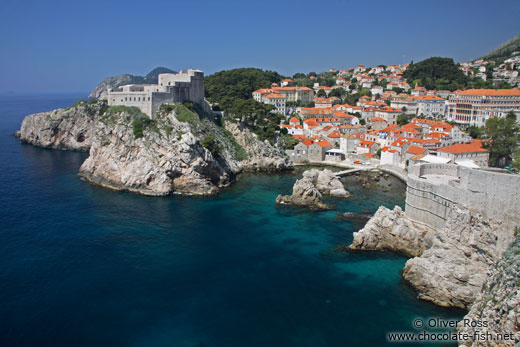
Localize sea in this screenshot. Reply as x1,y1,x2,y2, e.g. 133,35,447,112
0,94,464,347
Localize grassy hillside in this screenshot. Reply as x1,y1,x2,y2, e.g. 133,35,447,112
480,33,520,60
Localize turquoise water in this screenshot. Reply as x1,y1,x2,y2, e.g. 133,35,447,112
0,94,464,346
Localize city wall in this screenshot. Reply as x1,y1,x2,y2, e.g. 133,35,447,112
405,163,520,231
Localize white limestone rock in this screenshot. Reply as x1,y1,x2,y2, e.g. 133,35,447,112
350,205,433,257
15,100,106,152
350,204,514,310
224,122,293,172
275,176,329,209
457,234,520,346
17,102,292,196
275,169,350,209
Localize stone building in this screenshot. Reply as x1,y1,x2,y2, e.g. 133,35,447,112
107,69,205,118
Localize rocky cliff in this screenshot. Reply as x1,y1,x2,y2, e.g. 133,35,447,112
15,100,106,152
457,231,520,346
351,204,512,310
17,102,292,196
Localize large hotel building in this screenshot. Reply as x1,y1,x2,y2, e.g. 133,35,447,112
446,89,520,127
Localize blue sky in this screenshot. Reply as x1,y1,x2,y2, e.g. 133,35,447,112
0,0,519,93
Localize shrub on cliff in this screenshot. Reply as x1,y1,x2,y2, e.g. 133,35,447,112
132,116,155,139
201,136,221,157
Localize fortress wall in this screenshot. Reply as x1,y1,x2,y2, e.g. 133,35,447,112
405,164,520,231
405,176,456,230
457,168,520,227
150,92,174,118
108,92,152,117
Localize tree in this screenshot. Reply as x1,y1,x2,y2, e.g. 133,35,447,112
402,57,468,91
316,90,327,97
396,114,412,126
482,112,520,167
329,88,346,99
468,125,484,139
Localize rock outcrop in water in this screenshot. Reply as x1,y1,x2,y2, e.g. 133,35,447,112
350,164,520,311
275,169,350,209
457,232,520,346
15,100,106,152
16,101,292,196
351,205,508,309
350,205,433,257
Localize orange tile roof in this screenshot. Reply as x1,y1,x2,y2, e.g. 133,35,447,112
360,140,376,148
327,130,341,138
264,93,284,98
406,145,426,155
437,140,488,154
316,140,332,147
292,135,307,140
273,86,313,91
454,89,520,96
253,88,274,94
301,139,314,146
290,117,299,122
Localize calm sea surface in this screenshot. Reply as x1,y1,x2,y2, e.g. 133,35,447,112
0,94,463,346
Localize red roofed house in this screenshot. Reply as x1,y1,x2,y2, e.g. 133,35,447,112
375,107,402,125
369,117,388,130
289,139,314,163
289,116,300,126
403,145,427,163
436,139,489,168
309,140,333,161
380,146,401,166
357,140,380,156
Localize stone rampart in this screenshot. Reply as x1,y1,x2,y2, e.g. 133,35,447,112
405,163,520,231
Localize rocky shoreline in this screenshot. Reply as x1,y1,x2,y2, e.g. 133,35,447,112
16,100,292,196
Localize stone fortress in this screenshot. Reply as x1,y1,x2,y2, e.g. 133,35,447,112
107,69,206,118
405,163,520,231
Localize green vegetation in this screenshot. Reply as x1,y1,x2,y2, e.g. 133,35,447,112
201,135,221,157
132,115,155,139
280,133,299,150
173,103,200,125
205,68,285,100
64,98,86,110
396,114,414,126
403,57,468,91
482,112,519,167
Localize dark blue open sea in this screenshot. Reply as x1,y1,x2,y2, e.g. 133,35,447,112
0,94,464,346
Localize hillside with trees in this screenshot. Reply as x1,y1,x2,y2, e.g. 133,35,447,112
403,57,469,91
205,68,285,100
204,68,295,147
480,33,520,60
